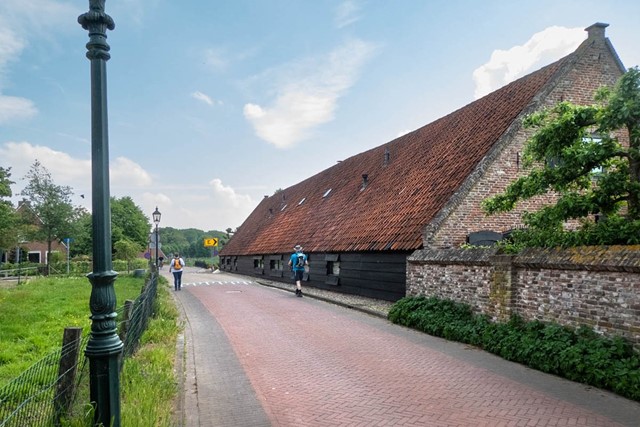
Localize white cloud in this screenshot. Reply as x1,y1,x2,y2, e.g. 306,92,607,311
473,26,585,99
335,0,362,29
110,157,154,188
243,38,377,149
0,141,152,195
0,26,25,74
0,142,89,184
141,178,256,232
191,91,214,106
0,95,37,123
0,1,80,124
0,0,79,35
208,178,253,208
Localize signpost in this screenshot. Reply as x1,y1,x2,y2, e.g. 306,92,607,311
63,237,73,274
204,238,219,270
204,238,218,247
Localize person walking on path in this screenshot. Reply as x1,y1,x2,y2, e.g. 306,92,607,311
288,245,308,297
169,253,185,291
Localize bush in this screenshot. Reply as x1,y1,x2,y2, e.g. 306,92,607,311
388,296,640,401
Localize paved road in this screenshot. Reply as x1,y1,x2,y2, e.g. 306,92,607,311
162,268,640,427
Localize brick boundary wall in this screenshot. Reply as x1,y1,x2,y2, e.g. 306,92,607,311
407,246,640,349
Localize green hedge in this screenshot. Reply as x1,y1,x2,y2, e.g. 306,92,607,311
388,296,640,401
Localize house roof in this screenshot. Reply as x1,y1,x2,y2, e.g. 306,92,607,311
221,24,619,257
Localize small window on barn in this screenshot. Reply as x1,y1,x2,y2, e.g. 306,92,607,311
327,261,340,276
322,189,332,198
253,257,264,269
324,254,340,286
298,197,306,205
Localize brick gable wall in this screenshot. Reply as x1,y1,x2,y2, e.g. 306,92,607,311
426,28,625,249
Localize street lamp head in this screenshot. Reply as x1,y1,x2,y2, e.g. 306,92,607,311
152,206,161,225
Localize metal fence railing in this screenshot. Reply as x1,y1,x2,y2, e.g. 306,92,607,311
0,272,159,426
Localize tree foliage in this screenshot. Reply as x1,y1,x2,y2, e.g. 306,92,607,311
160,227,227,258
20,161,77,271
73,196,151,258
111,196,150,248
114,239,144,273
483,67,640,247
0,167,18,251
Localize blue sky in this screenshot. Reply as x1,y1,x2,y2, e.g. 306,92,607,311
1,0,639,232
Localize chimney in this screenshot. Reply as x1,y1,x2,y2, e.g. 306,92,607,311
585,22,608,40
361,174,369,190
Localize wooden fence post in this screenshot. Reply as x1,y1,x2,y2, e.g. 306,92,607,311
54,327,83,424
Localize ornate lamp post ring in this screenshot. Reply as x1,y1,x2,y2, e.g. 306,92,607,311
78,0,115,61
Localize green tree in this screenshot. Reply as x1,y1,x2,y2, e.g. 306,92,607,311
20,161,77,273
69,210,92,257
483,67,640,247
159,226,190,257
111,196,151,249
114,239,143,273
0,167,18,255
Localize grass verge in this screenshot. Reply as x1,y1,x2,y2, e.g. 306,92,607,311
1,274,182,426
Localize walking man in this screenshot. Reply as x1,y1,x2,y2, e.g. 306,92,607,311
169,253,185,291
288,245,308,297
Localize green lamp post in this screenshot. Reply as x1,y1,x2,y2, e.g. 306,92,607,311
153,206,161,268
78,1,123,425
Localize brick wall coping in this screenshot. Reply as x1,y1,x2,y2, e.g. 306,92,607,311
409,245,640,273
408,247,499,266
514,245,640,272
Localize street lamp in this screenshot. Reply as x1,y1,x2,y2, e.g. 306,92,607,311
78,2,122,425
152,207,161,269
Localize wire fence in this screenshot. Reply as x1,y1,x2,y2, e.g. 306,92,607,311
0,272,159,426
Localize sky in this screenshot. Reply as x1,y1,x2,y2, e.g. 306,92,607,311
1,0,639,233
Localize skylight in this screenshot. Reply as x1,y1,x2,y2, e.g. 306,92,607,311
323,189,332,198
298,198,306,205
281,204,287,211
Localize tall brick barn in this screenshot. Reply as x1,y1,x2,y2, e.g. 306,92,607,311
220,23,627,301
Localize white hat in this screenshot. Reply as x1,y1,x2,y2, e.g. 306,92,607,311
294,245,303,252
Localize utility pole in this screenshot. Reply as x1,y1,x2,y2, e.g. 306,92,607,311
78,1,123,425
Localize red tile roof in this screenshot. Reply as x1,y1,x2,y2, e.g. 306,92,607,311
222,56,568,256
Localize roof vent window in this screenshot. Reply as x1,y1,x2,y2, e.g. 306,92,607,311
361,174,369,190
281,204,287,211
298,197,306,205
323,189,332,198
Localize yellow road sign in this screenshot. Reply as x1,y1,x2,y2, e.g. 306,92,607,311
204,237,219,247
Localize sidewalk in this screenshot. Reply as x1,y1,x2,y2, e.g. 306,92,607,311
166,268,640,426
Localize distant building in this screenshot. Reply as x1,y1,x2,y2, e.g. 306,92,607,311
220,23,626,301
0,199,66,265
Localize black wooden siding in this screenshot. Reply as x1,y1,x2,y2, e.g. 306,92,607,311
220,251,410,302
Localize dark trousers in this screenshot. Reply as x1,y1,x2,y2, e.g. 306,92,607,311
173,271,183,290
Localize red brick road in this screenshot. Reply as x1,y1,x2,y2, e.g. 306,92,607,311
173,270,639,426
